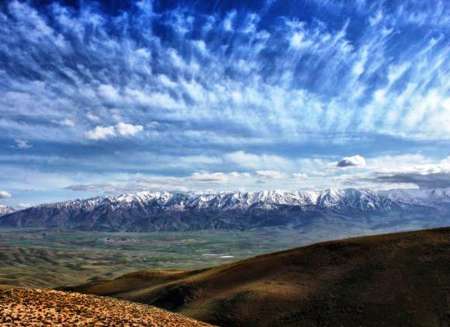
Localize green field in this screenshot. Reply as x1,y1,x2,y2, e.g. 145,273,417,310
0,228,314,288
0,224,411,288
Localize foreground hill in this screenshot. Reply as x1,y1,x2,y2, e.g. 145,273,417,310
2,188,450,232
67,227,450,327
0,288,213,326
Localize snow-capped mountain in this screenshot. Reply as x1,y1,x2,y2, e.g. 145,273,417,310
1,188,450,232
0,204,14,216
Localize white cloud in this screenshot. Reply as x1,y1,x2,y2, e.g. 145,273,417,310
290,32,304,49
98,84,120,102
293,172,308,179
53,118,75,127
289,29,313,50
365,154,434,173
40,153,450,197
85,126,116,140
85,123,143,140
15,139,32,149
115,122,143,137
225,151,292,170
190,171,250,183
256,170,285,179
86,112,101,122
1,0,450,203
1,0,449,148
61,118,75,127
190,172,229,182
337,155,366,168
0,191,11,199
223,10,236,32
158,74,177,88
124,88,181,109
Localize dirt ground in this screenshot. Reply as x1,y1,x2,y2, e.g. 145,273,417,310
0,288,213,326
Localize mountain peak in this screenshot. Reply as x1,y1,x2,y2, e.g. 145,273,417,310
3,188,450,232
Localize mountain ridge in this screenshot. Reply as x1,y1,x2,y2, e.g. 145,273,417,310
1,188,450,232
0,205,14,217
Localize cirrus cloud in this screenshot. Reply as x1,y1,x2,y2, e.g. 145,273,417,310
14,139,32,150
255,170,286,179
0,0,449,205
85,122,143,141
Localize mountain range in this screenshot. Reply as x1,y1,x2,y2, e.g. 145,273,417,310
0,204,15,217
1,188,450,232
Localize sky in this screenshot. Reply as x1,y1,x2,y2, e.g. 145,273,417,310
0,0,449,207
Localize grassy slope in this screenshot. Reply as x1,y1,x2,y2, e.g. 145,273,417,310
66,227,450,327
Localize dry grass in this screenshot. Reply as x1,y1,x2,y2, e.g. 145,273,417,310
68,227,450,327
0,288,213,326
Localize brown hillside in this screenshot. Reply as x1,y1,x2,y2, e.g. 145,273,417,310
66,228,450,327
0,288,213,326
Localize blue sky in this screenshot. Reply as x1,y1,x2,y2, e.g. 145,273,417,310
0,0,449,207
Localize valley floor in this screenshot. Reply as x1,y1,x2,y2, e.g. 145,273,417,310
1,227,449,326
68,227,450,327
0,226,391,288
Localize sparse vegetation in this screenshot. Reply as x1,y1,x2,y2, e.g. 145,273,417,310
0,288,213,326
0,227,335,288
67,228,450,327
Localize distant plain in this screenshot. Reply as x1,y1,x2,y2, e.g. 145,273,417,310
0,224,409,288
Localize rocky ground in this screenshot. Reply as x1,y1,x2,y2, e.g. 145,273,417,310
0,288,213,326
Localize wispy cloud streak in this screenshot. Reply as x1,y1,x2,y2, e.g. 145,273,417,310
0,0,448,203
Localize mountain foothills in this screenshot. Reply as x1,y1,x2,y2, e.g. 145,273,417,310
1,188,450,232
66,228,450,327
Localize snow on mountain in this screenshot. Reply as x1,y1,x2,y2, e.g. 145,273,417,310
24,188,449,213
383,188,450,206
2,188,450,232
0,205,15,216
